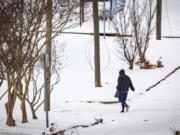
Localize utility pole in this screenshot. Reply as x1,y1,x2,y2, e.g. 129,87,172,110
45,0,52,111
93,0,102,87
81,0,130,87
156,0,162,40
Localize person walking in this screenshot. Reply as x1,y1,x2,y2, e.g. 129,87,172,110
116,69,135,113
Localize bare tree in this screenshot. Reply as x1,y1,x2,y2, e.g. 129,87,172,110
26,42,66,119
131,0,156,65
113,2,138,69
0,0,79,126
113,0,156,69
18,0,79,123
0,0,24,126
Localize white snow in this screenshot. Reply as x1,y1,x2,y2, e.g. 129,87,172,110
1,0,180,135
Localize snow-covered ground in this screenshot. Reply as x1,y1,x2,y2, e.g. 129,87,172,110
1,0,180,135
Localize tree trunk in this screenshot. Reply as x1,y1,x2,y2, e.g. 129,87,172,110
21,99,28,123
129,60,134,70
5,77,16,127
175,131,180,135
5,102,15,126
30,104,38,119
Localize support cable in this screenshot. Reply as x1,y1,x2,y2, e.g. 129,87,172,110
84,37,111,71
165,0,173,38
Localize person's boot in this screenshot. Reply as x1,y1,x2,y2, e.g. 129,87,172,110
126,105,130,112
121,106,125,113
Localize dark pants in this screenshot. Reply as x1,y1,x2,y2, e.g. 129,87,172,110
118,90,128,111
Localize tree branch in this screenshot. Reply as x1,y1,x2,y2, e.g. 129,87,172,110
146,66,180,91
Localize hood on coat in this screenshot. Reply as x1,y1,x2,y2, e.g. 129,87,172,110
119,69,125,75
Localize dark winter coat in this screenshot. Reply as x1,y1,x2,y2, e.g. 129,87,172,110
116,74,135,91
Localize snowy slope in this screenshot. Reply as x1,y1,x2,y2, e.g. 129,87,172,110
0,0,180,135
